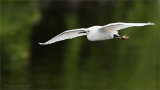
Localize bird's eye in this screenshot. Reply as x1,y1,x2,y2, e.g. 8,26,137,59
88,30,90,32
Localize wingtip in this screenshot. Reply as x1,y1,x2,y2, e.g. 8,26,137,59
39,42,50,45
148,22,155,25
39,43,45,45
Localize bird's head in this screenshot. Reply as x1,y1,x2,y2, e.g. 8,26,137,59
86,26,101,34
85,29,91,35
86,30,90,33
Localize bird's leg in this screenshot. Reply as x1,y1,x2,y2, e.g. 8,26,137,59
113,35,121,39
120,35,129,40
113,34,129,40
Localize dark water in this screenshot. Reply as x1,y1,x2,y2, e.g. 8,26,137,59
1,0,160,89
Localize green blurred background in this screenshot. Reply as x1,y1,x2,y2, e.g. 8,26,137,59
1,0,160,89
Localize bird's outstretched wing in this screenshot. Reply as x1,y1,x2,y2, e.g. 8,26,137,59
39,28,87,45
101,22,155,31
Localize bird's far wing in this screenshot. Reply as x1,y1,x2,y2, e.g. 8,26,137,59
39,28,87,45
101,22,155,31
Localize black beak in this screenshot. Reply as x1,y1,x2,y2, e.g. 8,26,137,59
78,31,86,34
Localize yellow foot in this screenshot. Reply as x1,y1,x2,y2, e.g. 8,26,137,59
120,35,129,40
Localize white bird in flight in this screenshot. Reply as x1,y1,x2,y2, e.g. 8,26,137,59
39,22,154,45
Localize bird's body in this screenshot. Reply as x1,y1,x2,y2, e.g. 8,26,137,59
39,22,154,45
86,26,117,41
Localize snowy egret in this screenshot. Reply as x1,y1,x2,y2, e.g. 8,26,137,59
39,22,154,45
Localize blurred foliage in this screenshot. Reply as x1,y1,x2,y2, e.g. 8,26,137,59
1,0,160,89
1,0,40,89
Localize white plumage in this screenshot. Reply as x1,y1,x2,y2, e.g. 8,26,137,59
39,28,87,45
39,22,154,45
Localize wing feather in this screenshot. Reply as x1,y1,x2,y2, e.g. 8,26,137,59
39,28,87,45
101,22,154,31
